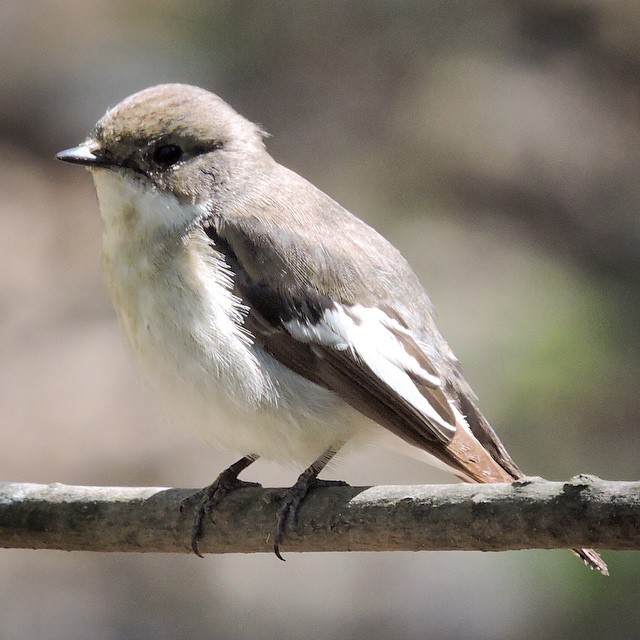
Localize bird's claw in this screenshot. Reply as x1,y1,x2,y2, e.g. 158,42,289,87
273,478,348,560
182,476,261,557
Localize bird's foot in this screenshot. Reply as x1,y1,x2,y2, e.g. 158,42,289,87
273,476,347,561
181,465,261,557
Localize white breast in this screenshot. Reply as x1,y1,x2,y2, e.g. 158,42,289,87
91,170,368,465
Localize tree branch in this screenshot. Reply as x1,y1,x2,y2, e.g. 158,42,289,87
0,476,638,554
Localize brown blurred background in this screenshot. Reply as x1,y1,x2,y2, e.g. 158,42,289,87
1,1,639,638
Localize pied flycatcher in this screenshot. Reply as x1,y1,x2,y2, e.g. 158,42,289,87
57,84,607,574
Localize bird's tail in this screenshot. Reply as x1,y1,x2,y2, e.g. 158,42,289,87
373,406,610,575
445,408,609,576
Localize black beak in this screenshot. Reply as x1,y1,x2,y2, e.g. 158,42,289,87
56,144,110,167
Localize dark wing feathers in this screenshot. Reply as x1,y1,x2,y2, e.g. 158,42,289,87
200,212,522,481
455,390,522,478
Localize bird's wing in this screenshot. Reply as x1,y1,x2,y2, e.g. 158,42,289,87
200,212,519,483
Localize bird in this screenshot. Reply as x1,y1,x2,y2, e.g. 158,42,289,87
56,83,607,574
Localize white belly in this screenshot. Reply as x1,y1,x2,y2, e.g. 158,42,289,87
94,172,367,466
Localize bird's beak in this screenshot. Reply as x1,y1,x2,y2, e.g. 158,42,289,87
56,144,110,167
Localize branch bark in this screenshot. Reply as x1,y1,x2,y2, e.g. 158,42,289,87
0,476,638,554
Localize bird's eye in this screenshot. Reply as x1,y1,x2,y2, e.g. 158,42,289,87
152,144,183,167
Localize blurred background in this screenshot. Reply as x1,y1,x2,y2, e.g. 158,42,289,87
1,1,639,638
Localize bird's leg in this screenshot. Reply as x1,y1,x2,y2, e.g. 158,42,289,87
274,446,347,560
182,454,260,557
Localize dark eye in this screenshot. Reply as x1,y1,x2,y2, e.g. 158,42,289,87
152,144,183,167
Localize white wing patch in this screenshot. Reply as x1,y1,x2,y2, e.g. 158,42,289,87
286,303,457,437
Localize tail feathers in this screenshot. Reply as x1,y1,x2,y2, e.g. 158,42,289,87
572,548,609,576
374,409,610,575
443,411,609,575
